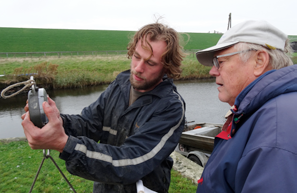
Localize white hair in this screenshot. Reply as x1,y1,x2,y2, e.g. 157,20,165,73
234,39,293,69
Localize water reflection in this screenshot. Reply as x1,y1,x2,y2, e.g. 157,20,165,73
0,79,230,139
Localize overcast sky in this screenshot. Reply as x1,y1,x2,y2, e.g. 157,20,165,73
1,0,297,36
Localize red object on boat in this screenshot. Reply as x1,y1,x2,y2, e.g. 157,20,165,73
194,126,202,129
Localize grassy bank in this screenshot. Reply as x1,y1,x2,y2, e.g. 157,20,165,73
0,140,197,193
1,53,296,90
0,53,213,89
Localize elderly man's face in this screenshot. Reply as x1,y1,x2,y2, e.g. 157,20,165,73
209,46,257,106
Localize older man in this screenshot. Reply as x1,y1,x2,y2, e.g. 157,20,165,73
196,20,297,192
22,22,185,193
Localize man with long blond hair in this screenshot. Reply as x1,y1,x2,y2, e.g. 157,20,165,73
22,22,186,193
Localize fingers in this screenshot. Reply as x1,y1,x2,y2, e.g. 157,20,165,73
42,101,52,120
42,98,63,133
43,98,60,119
21,113,26,120
21,112,38,144
21,113,35,149
47,96,56,107
24,100,29,112
21,112,33,128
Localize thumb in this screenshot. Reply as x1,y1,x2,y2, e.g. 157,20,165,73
42,100,60,123
42,101,52,122
46,97,60,115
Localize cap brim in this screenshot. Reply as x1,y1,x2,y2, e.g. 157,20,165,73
196,41,238,66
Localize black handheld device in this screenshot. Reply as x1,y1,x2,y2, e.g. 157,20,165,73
28,83,48,128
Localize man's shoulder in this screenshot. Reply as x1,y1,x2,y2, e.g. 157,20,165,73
148,80,177,98
107,70,130,88
241,92,297,154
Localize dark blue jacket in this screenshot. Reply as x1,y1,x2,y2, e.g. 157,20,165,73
197,65,297,193
59,70,185,193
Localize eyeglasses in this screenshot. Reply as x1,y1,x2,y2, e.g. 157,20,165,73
212,48,258,69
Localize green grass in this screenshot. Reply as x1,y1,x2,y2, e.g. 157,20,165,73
0,140,197,193
181,32,222,50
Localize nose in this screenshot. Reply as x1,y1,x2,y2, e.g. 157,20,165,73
209,66,220,77
134,59,145,73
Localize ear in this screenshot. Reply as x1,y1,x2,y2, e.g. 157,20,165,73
253,50,271,77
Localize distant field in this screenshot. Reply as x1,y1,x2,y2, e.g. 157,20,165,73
0,28,134,52
0,27,224,52
0,27,296,53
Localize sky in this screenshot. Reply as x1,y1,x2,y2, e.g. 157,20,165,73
1,0,297,36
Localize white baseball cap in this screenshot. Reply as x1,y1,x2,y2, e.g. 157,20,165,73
196,20,287,66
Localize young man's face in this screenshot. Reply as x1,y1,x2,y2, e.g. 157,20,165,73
209,46,257,106
130,38,167,92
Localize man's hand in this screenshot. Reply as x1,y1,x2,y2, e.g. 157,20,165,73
21,97,68,153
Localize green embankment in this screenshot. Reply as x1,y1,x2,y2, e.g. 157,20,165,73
0,54,213,89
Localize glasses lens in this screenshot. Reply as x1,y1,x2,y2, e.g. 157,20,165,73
212,58,219,69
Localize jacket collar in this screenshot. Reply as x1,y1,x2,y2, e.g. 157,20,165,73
232,65,297,125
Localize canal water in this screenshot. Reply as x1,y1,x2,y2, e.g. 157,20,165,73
0,79,230,139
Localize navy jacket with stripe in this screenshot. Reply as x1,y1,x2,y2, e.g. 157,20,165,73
59,70,185,193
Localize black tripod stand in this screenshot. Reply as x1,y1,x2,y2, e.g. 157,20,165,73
29,149,77,193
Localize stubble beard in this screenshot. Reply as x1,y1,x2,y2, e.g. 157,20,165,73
130,70,164,91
